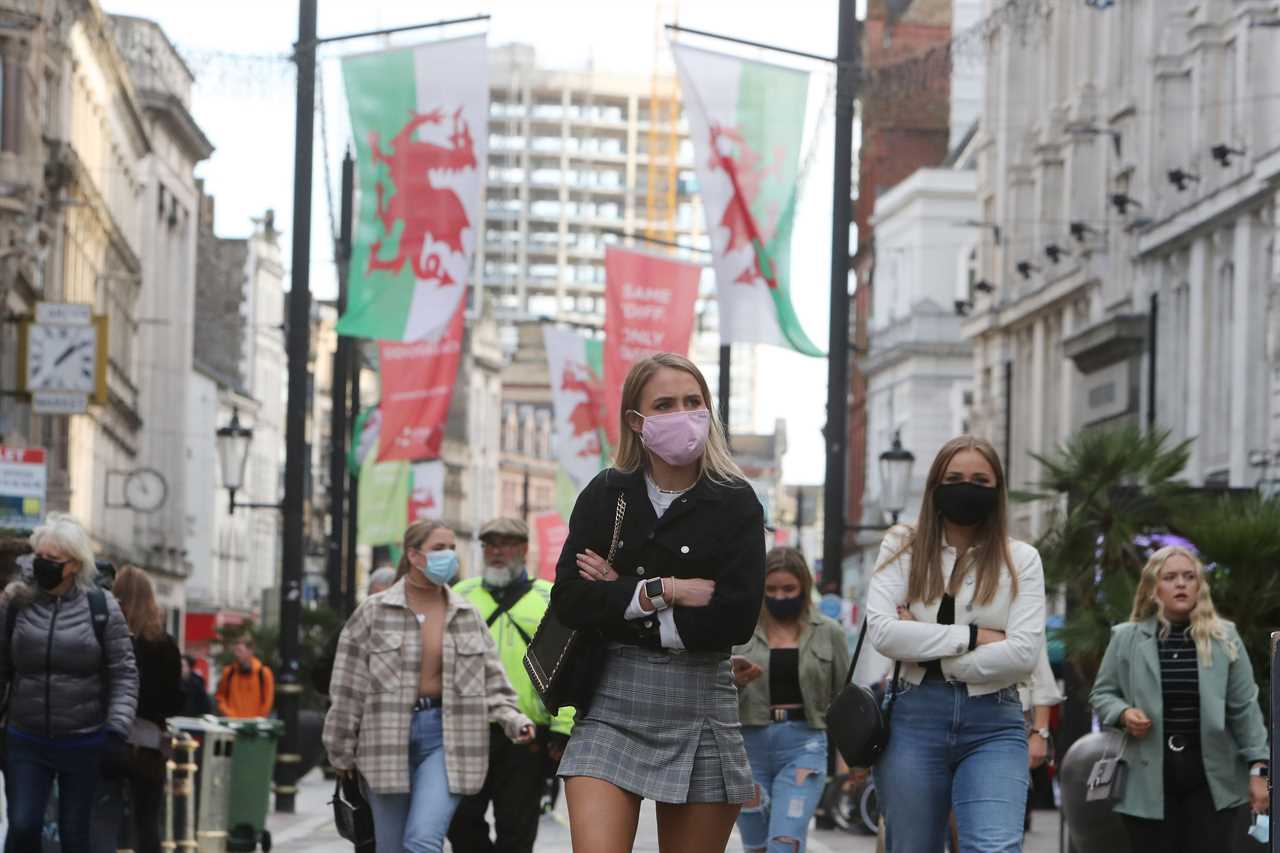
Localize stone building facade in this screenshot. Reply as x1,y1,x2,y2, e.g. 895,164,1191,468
964,0,1280,536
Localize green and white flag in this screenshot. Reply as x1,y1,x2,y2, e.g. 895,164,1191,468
673,44,823,357
543,327,609,520
357,454,410,546
339,36,488,342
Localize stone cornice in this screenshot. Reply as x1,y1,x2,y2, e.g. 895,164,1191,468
138,89,213,162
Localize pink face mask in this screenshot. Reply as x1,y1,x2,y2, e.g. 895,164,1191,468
631,409,711,467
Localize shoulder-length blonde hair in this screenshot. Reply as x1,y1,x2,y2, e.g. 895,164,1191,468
763,546,814,621
613,352,743,485
877,435,1016,606
1130,545,1236,667
394,519,451,581
113,565,166,641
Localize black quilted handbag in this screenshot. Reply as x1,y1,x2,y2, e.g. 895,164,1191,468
825,619,901,768
523,494,625,715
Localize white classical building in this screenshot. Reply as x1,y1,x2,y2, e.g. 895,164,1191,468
184,210,285,631
861,168,979,536
963,0,1280,536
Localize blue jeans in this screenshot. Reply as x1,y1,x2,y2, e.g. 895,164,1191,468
4,730,104,853
874,680,1028,853
364,708,461,853
737,722,828,852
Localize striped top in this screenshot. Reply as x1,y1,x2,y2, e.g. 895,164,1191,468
1158,623,1200,739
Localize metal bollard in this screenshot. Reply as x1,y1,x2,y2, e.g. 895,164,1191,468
165,732,200,852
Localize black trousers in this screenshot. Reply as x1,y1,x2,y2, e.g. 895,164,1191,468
1121,744,1246,853
447,725,546,853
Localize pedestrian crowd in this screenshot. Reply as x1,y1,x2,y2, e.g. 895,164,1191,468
0,351,1272,853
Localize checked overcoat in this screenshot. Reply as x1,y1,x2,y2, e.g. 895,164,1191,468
322,578,531,795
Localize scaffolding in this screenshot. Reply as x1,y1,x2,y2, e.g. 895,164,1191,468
645,0,681,246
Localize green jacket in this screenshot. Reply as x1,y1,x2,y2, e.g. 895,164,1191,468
1090,618,1268,819
733,609,851,730
454,576,574,736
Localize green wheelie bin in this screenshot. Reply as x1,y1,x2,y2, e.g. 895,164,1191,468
219,717,283,852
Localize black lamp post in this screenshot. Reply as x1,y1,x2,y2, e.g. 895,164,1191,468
215,408,282,514
877,431,915,525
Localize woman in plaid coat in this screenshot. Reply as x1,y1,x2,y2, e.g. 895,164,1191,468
323,520,534,853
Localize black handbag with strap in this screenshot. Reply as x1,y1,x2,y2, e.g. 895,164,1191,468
523,493,626,716
331,775,376,852
825,618,901,768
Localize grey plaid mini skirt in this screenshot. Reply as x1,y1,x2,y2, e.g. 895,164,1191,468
557,642,753,804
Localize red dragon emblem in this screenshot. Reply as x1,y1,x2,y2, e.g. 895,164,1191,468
560,362,608,458
367,108,477,282
708,123,786,287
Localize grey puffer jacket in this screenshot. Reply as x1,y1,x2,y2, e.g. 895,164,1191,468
0,582,138,738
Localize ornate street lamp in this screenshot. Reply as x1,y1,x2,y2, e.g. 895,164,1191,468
215,408,279,514
878,430,915,524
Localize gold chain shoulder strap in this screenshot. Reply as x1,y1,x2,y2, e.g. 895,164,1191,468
606,494,627,565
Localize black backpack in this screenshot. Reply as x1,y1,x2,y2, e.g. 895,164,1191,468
6,586,109,652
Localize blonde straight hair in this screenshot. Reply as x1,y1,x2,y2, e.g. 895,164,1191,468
612,352,744,485
877,435,1016,606
1130,545,1237,667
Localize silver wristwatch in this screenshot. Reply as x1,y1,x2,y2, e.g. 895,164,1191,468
1032,727,1051,740
643,578,669,611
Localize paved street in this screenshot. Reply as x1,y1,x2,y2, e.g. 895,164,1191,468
267,769,1063,852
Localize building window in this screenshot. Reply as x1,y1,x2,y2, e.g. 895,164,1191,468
1,55,23,154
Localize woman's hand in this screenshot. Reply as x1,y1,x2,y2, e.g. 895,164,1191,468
1120,707,1152,739
514,723,536,744
576,549,618,582
1250,772,1269,813
730,655,763,687
896,605,915,621
673,577,715,607
1028,732,1049,769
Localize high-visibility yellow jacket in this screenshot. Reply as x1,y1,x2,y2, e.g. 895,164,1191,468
453,576,574,736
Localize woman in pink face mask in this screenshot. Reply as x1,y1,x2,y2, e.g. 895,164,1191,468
551,352,766,853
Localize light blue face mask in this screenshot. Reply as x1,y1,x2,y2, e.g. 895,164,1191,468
422,550,459,586
1249,814,1269,844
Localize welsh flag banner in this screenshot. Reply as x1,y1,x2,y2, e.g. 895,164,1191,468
357,455,410,546
408,460,445,521
602,247,701,447
357,457,447,545
339,36,488,342
376,300,464,462
672,43,823,357
347,404,381,477
543,327,609,516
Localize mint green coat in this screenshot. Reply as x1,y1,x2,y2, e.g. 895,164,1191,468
1089,618,1268,819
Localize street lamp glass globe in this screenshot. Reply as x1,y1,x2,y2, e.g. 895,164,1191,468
215,408,254,493
879,432,915,520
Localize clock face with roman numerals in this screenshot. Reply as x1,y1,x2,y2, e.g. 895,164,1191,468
26,323,98,393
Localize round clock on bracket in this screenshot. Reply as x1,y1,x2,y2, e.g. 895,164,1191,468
124,468,168,513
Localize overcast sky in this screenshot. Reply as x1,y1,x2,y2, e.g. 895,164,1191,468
102,0,856,484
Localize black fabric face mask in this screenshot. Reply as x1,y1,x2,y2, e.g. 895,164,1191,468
765,595,805,621
33,556,67,591
934,482,999,527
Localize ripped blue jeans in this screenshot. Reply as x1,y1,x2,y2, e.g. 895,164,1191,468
737,722,828,852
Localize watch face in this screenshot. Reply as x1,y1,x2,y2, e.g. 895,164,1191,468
26,323,97,393
644,578,665,599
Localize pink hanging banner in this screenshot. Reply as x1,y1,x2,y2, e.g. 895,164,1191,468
533,510,570,582
376,301,465,462
602,247,701,446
